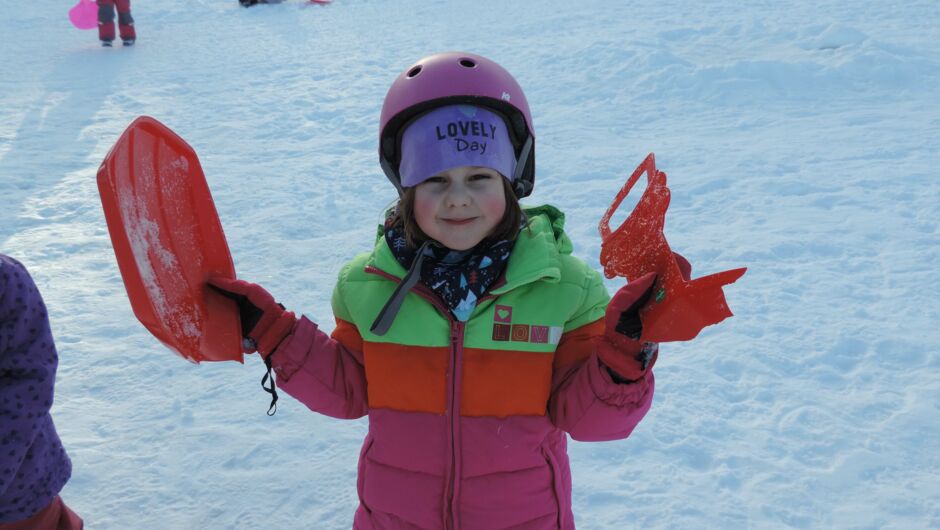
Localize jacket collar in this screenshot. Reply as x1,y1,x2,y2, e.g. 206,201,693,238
368,204,571,293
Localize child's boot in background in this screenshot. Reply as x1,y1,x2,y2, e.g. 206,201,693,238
96,0,115,46
117,0,136,46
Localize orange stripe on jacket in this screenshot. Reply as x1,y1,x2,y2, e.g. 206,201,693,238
461,348,553,417
338,319,604,418
363,342,449,414
552,319,605,388
332,318,364,353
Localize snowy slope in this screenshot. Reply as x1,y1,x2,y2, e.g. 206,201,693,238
1,1,938,528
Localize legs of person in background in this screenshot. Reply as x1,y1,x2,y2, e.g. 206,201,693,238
115,0,136,45
96,0,115,46
96,0,135,47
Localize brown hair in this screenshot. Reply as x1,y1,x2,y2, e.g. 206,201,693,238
391,176,526,248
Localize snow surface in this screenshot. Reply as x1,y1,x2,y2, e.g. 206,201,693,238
2,1,939,528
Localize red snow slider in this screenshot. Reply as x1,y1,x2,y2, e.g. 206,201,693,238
97,116,243,363
599,153,747,342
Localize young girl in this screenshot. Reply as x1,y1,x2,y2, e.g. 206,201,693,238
211,52,682,529
96,0,135,47
0,255,83,530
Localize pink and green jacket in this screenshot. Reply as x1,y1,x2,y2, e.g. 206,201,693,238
269,205,654,529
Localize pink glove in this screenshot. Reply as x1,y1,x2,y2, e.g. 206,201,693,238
207,277,297,358
596,272,659,382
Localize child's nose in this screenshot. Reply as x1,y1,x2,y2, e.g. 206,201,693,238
445,185,472,207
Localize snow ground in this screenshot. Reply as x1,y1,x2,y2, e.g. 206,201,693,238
1,1,938,528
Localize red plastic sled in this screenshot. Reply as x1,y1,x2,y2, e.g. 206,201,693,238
97,116,243,363
599,153,747,342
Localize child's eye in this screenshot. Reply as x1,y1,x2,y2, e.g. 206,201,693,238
470,173,492,181
425,176,447,184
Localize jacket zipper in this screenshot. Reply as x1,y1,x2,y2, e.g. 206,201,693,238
447,321,465,530
365,265,463,529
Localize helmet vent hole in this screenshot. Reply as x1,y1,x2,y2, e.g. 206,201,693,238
407,66,423,78
458,59,477,68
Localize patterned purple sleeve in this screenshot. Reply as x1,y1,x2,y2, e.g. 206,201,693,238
0,255,71,522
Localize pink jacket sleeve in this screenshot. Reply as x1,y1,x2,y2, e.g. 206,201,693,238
550,353,654,441
269,316,368,419
548,320,655,441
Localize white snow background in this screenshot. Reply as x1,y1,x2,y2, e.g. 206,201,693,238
2,1,938,528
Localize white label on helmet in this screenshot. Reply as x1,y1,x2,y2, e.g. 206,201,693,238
501,92,511,101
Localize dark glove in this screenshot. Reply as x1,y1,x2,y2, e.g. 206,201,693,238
207,277,296,358
596,272,659,382
613,253,691,340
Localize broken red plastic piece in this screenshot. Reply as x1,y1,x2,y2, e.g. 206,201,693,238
599,153,746,342
97,116,243,363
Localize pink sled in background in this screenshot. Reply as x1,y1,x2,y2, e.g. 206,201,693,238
69,0,98,30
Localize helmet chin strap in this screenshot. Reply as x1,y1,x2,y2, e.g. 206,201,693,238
511,135,534,197
381,156,406,197
370,239,433,335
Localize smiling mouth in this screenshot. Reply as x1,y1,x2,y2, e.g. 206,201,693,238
442,217,477,225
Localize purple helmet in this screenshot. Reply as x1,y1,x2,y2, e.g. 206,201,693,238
379,52,536,198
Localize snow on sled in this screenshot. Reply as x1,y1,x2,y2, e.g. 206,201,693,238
97,116,243,363
599,153,747,343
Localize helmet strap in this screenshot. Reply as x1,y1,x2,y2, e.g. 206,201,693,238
511,135,534,197
381,156,406,197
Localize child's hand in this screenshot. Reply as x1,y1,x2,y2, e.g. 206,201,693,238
608,272,657,341
596,252,691,381
596,272,658,382
207,277,296,358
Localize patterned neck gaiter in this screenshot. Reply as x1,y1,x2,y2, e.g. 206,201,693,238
385,216,514,322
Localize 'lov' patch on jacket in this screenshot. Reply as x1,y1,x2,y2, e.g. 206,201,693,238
490,304,563,344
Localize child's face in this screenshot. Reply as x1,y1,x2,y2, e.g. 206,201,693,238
413,166,507,251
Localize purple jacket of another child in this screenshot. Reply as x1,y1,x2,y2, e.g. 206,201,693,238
0,255,72,523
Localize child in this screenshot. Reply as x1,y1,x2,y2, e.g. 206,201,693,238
96,0,135,47
0,255,83,530
211,52,687,529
